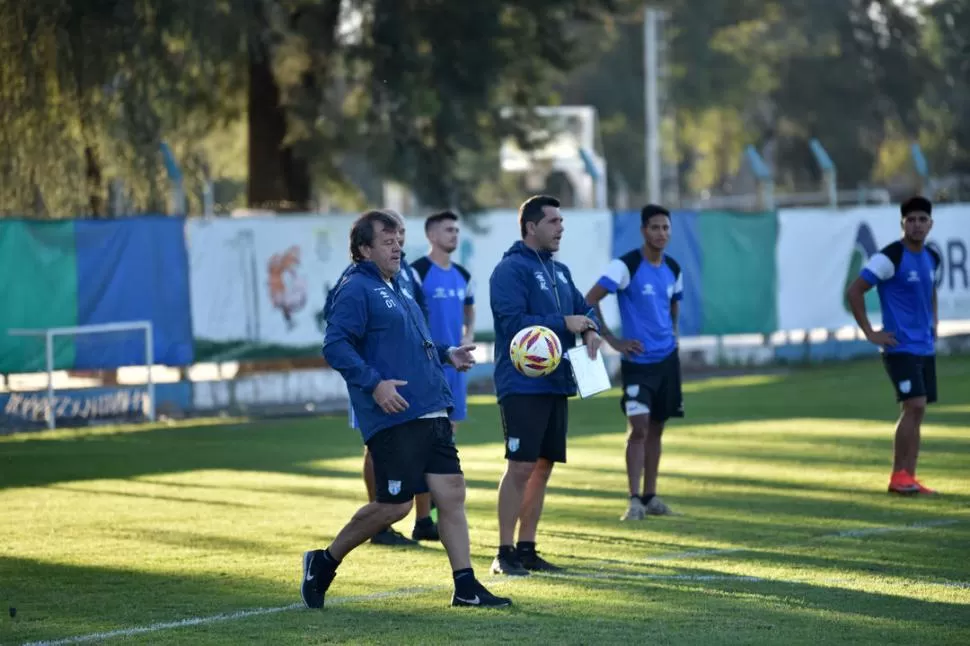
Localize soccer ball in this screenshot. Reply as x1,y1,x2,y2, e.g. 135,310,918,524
510,325,562,378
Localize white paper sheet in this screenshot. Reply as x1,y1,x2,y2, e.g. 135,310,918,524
565,345,612,398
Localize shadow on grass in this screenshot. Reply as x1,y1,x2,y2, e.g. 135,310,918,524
5,552,969,646
1,356,968,493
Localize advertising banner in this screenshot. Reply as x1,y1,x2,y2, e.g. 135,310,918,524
187,210,615,359
776,204,970,331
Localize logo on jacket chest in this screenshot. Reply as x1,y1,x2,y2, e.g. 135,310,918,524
374,287,396,309
534,271,549,291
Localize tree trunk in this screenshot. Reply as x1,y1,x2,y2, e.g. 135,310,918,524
247,43,312,212
85,146,104,217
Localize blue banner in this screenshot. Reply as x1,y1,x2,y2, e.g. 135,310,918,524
611,210,703,336
74,217,194,368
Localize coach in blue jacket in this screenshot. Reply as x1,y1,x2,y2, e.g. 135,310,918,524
301,210,511,610
489,195,602,577
323,209,438,547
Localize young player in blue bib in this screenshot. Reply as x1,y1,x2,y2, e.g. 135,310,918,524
586,204,684,521
846,196,941,496
409,211,476,432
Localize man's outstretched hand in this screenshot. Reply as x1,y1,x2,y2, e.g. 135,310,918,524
448,345,477,371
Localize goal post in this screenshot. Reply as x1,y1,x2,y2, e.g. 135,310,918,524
6,321,155,430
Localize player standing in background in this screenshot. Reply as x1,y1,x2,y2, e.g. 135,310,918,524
846,196,941,495
489,195,602,576
410,211,476,436
305,209,510,609
585,204,684,521
323,209,438,545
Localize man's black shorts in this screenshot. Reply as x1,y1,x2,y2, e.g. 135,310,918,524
365,416,461,503
499,394,568,463
619,350,684,423
882,352,937,404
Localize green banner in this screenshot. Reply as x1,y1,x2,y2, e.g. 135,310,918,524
0,221,78,372
698,211,778,335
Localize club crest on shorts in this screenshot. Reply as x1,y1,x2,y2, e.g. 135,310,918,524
508,437,520,453
899,380,912,394
387,480,402,495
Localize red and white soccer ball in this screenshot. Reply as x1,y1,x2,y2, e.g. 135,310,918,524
510,325,563,378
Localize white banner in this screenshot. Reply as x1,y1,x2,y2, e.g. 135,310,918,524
187,209,616,347
447,209,617,334
777,204,970,331
187,215,357,347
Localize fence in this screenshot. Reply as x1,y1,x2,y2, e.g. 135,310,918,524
1,205,968,428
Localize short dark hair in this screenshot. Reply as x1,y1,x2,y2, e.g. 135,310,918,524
518,195,561,238
350,210,399,262
901,195,932,218
641,204,670,226
425,210,459,233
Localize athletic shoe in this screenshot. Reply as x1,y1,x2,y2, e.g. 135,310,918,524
888,470,920,495
518,547,563,572
644,496,674,515
411,522,440,542
490,552,530,576
301,550,336,609
621,496,646,521
371,527,417,546
452,580,513,608
908,472,937,495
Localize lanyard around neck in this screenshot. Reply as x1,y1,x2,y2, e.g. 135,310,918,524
533,249,562,312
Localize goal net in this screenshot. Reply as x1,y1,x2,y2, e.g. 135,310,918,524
2,321,156,431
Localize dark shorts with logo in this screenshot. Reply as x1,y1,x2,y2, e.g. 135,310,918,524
365,416,462,504
619,350,684,423
499,394,569,463
882,352,937,403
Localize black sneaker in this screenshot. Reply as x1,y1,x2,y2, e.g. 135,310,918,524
371,527,417,546
411,522,440,542
490,551,530,576
452,580,513,608
518,548,563,572
301,550,336,609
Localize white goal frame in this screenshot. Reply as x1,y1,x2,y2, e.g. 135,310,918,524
7,321,156,430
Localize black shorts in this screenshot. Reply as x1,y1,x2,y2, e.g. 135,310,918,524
499,394,568,463
882,352,937,404
365,416,462,504
619,350,684,423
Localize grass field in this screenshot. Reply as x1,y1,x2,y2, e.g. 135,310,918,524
2,357,970,645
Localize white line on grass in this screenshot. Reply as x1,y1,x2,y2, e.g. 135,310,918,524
19,587,450,646
582,517,963,568
19,517,964,646
540,570,970,592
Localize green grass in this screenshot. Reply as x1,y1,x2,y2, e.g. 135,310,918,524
2,357,970,645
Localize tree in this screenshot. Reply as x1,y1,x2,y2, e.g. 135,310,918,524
252,0,624,213
558,0,938,202
0,0,246,217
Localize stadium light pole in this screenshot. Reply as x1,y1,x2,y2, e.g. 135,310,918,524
744,145,774,211
910,142,930,195
160,142,186,216
644,6,661,205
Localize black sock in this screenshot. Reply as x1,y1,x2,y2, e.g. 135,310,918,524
640,493,656,505
516,541,536,554
453,567,476,594
321,548,341,569
498,544,517,558
415,516,434,529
